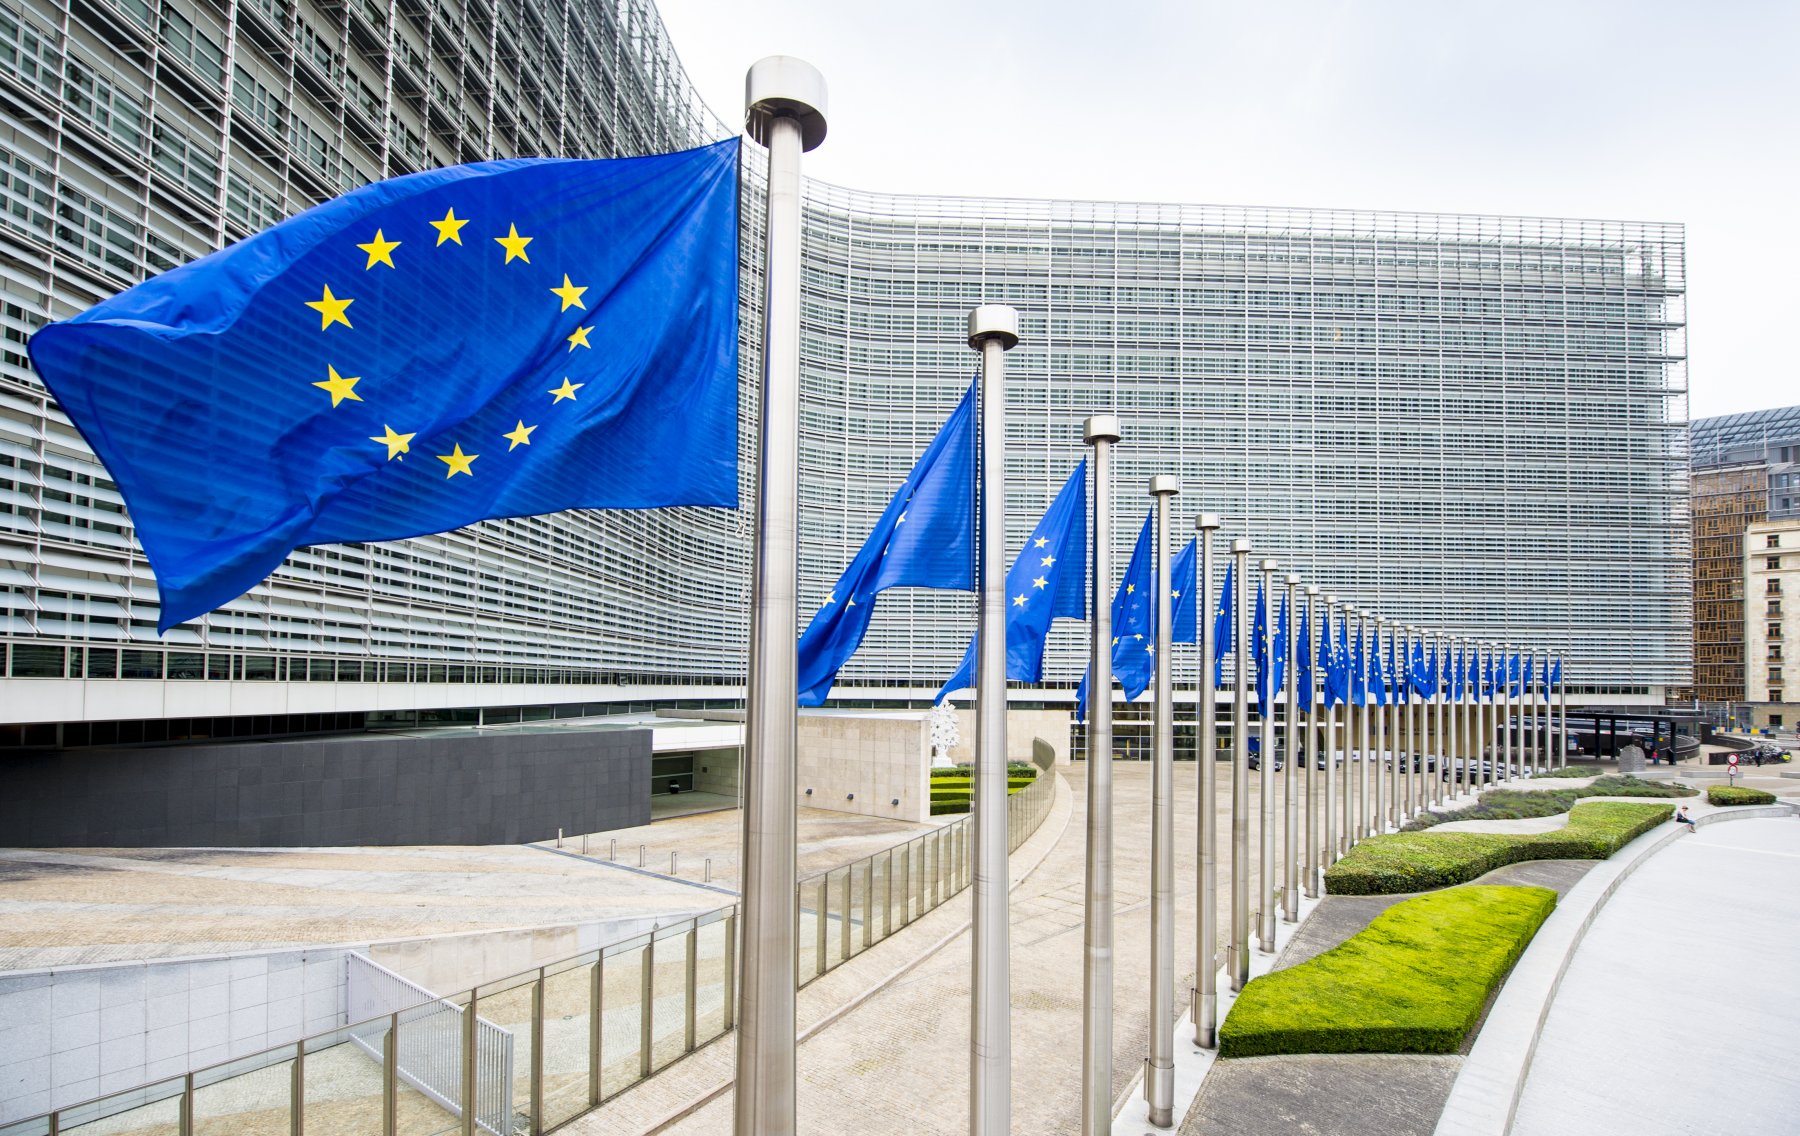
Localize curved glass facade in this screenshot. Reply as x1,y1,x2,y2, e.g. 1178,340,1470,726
1,0,1690,734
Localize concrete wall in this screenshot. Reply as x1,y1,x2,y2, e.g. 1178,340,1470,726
946,708,1073,767
796,711,932,824
0,909,699,1124
689,746,743,798
0,729,650,847
0,949,344,1122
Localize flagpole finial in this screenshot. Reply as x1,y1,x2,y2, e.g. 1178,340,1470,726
1306,584,1319,596
1083,414,1121,445
1324,592,1337,605
968,304,1020,349
745,56,828,150
1260,558,1278,572
1285,572,1299,586
1148,474,1180,496
1197,512,1221,531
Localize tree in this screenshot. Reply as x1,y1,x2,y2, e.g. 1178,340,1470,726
929,701,962,766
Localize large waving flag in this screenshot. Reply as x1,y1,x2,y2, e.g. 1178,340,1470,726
798,384,976,705
1326,607,1350,707
1550,657,1563,692
1212,559,1235,687
29,139,743,631
1349,618,1368,708
1253,582,1288,719
1170,539,1198,645
1077,509,1155,719
1453,640,1467,703
1369,625,1389,707
937,461,1087,700
1295,596,1313,713
1388,628,1403,704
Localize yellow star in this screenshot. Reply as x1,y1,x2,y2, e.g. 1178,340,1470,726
437,443,478,478
567,325,593,351
550,274,588,311
431,209,470,246
1033,537,1048,548
312,364,363,407
305,284,353,330
1012,594,1027,608
503,420,537,450
495,224,532,264
356,229,400,269
1033,576,1048,589
1126,583,1136,595
369,424,415,460
548,377,584,403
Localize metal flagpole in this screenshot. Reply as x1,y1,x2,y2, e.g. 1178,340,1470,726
1146,475,1179,1127
1193,514,1222,1045
1303,585,1321,898
737,58,826,1136
1081,414,1121,1136
1540,647,1552,774
1323,595,1340,863
1557,656,1568,771
968,305,1017,1136
1257,558,1279,953
1356,609,1372,842
1373,615,1389,833
1433,631,1447,808
1229,538,1251,990
1451,636,1464,797
1282,572,1300,921
1473,640,1486,789
1406,626,1420,821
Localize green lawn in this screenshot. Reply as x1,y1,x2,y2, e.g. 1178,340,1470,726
1325,800,1672,895
1218,884,1556,1057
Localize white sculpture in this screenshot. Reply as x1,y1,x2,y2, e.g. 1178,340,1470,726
929,701,962,767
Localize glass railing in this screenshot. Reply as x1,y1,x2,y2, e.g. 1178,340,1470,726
0,761,1057,1136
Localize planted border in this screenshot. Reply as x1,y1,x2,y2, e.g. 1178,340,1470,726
1219,884,1556,1057
1325,801,1672,896
1707,785,1777,806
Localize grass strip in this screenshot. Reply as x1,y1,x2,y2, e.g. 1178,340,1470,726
1402,775,1692,831
1326,801,1672,895
1219,884,1555,1057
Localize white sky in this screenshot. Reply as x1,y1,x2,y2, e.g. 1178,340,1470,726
656,0,1798,421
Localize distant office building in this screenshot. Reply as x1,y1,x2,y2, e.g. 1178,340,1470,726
1743,518,1800,726
1687,406,1800,707
2,0,1690,753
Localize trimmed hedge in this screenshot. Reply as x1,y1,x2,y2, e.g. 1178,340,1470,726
1707,785,1777,806
1535,764,1604,779
1325,801,1672,895
928,768,1038,815
1401,775,1693,831
1219,885,1556,1057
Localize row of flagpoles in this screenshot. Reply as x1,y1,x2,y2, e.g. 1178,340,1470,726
739,59,1569,1136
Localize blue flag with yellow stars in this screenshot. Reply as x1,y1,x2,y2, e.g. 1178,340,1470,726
1170,538,1198,645
797,383,976,706
29,139,742,632
1076,508,1155,721
1549,656,1562,692
1369,624,1389,707
936,460,1087,701
1212,559,1235,688
1295,593,1312,713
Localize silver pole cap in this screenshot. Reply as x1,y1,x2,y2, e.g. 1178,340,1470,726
1196,512,1222,531
1148,474,1180,496
1231,538,1251,553
1324,594,1338,605
1305,584,1319,596
1084,414,1122,445
745,57,828,150
1259,559,1278,572
967,305,1020,349
1285,573,1300,585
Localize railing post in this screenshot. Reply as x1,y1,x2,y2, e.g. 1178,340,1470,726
723,911,738,1033
462,988,478,1135
814,877,827,976
530,971,545,1134
180,1071,194,1136
639,940,655,1078
588,958,603,1107
900,843,912,926
862,857,874,950
292,1040,304,1136
383,1014,398,1136
684,927,699,1051
793,881,802,979
838,870,851,963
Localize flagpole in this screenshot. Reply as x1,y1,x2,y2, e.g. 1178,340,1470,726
1081,414,1121,1136
1303,584,1321,899
1193,512,1222,1047
968,305,1018,1136
1357,609,1373,842
1144,475,1179,1125
1473,641,1486,791
1404,625,1419,822
738,57,827,1136
1229,537,1251,990
1433,631,1447,809
1324,595,1340,865
1557,657,1568,771
1282,572,1300,921
1258,558,1279,953
1374,615,1389,833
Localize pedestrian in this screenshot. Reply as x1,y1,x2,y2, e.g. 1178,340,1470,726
1674,805,1696,834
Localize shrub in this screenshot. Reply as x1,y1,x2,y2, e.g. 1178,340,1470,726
1325,801,1672,895
1219,885,1556,1057
1707,785,1776,806
1399,776,1691,831
1536,764,1603,778
927,768,1038,814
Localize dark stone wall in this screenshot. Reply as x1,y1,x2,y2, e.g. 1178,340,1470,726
0,729,650,847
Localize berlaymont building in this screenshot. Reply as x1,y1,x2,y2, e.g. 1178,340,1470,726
1,0,1689,764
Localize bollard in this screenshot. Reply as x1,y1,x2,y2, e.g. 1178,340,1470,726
610,838,617,861
671,851,678,875
705,858,712,883
557,828,564,849
639,845,646,868
581,833,589,856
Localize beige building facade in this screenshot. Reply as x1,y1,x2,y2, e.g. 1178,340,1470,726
1744,519,1800,724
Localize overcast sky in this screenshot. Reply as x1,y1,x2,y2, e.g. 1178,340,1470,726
657,0,1796,421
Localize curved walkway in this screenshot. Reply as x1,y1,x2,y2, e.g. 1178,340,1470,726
1510,816,1800,1136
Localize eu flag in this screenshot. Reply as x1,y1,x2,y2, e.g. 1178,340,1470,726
1077,509,1155,719
936,460,1087,701
1212,559,1235,688
1549,657,1562,691
1170,539,1198,645
1349,618,1367,708
1295,595,1312,713
29,140,742,632
798,383,976,705
1369,625,1389,707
